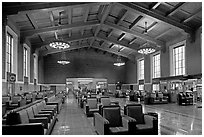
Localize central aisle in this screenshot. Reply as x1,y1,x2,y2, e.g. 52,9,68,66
51,92,96,135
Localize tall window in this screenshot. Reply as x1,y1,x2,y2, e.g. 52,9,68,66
23,47,28,77
34,55,37,79
152,53,160,78
152,84,159,91
138,59,144,80
173,45,185,75
6,33,13,73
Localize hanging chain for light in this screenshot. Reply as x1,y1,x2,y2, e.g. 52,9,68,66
49,11,70,50
137,21,156,55
113,45,125,66
57,51,70,65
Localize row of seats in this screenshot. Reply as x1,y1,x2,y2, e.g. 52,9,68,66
2,91,66,135
94,104,158,135
145,92,168,104
79,94,158,135
2,90,55,115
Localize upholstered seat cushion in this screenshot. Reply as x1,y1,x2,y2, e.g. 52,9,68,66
101,98,111,106
103,107,122,127
87,99,97,109
127,105,144,124
109,127,128,134
136,123,152,130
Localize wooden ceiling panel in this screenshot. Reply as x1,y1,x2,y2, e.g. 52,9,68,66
90,5,100,14
181,2,202,14
158,29,180,42
106,15,117,24
10,14,28,22
87,14,98,21
73,7,83,16
166,2,180,7
171,11,188,22
119,21,131,29
72,16,83,23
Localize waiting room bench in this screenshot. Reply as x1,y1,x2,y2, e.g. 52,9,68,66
2,99,58,135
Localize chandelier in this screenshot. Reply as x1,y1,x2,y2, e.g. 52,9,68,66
137,42,156,55
114,56,125,66
57,51,70,65
49,11,70,50
137,21,156,55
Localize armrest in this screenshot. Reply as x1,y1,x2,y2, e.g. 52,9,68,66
29,117,48,129
94,113,109,135
143,114,154,126
85,105,89,114
38,110,54,117
122,115,136,133
2,123,44,135
34,114,51,123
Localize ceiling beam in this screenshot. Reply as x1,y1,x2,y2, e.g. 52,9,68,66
48,11,55,26
34,34,94,48
98,3,113,24
93,42,134,60
149,2,161,10
26,13,44,42
118,33,126,41
107,29,113,37
104,22,164,46
81,6,90,36
97,34,139,52
129,37,137,45
41,44,89,56
109,43,114,48
182,7,202,23
118,2,194,34
144,21,158,33
21,21,100,37
116,10,128,24
155,28,172,39
3,2,109,15
166,2,186,17
129,15,144,29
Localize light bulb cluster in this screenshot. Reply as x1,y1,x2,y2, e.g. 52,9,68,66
49,41,70,49
113,62,125,66
114,56,125,66
57,60,70,65
138,47,156,55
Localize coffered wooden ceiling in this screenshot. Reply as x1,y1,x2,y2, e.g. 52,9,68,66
3,2,202,61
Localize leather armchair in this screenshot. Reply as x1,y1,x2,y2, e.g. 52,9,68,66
99,98,119,115
9,96,24,110
26,94,33,104
84,98,99,117
124,104,158,135
94,106,136,135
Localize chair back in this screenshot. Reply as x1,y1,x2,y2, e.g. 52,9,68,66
150,93,156,98
158,93,163,98
87,98,97,109
26,107,35,119
125,104,144,124
2,96,10,104
12,96,21,104
103,106,122,127
26,94,32,100
101,98,111,106
19,110,29,124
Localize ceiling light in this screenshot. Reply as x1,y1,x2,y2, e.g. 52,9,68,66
114,56,125,66
57,51,70,65
137,42,156,55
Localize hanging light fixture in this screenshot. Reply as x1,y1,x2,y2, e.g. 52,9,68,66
137,21,156,55
114,45,125,66
57,51,70,65
49,11,70,50
113,56,125,66
137,42,156,55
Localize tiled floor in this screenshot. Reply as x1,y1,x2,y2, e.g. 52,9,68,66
51,92,202,135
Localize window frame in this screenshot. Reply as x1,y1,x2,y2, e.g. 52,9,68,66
152,53,161,78
23,47,28,77
6,32,13,73
138,58,144,80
